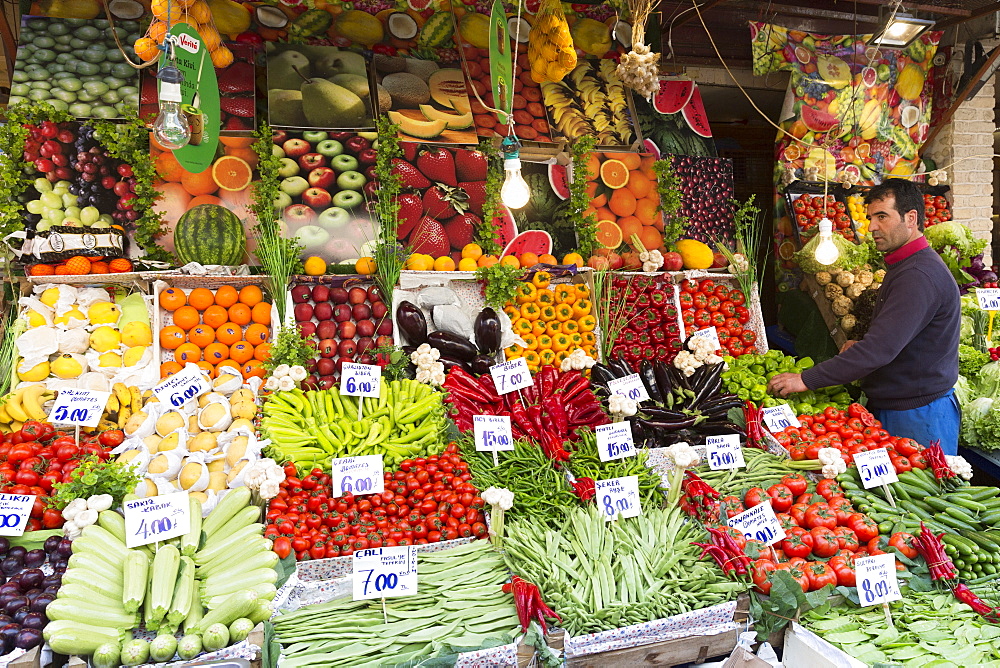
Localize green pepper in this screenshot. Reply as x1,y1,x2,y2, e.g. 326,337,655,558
833,392,852,405
797,356,815,369
796,402,814,414
750,385,768,402
750,364,765,376
737,388,750,401
741,377,755,390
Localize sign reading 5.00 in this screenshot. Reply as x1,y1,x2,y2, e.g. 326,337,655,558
474,415,514,452
490,358,533,395
353,545,417,601
607,374,649,402
49,388,111,428
152,365,210,409
330,455,385,498
123,491,191,548
706,434,745,470
341,363,382,398
0,494,36,537
853,448,898,488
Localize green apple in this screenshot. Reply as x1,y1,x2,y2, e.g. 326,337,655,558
316,139,343,158
295,225,331,249
303,130,328,143
332,190,363,210
336,170,366,192
330,154,358,173
317,206,350,229
272,145,285,159
273,191,292,211
280,176,310,197
277,158,299,178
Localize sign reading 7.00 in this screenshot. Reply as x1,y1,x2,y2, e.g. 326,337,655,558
490,358,533,395
152,366,210,408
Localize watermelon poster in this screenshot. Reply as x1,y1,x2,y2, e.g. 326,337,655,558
633,79,717,158
511,161,575,258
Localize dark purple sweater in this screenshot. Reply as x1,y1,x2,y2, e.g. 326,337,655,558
801,245,960,410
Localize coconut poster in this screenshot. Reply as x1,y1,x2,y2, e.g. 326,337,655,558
266,43,375,130
374,56,478,145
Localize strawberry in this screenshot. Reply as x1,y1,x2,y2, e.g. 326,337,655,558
455,149,488,181
422,185,461,220
401,142,419,162
392,158,431,190
443,212,481,250
396,192,424,238
417,147,457,186
408,216,450,257
459,181,486,215
222,115,249,131
217,62,255,94
220,96,254,117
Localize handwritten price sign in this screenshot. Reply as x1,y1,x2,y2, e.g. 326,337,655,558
353,545,417,601
474,415,514,452
331,455,385,498
762,404,801,432
595,476,641,521
607,374,649,402
49,388,110,428
853,448,898,488
0,494,36,536
706,434,745,470
690,326,721,351
123,492,191,548
153,366,210,409
977,288,1000,311
856,553,902,606
595,422,636,462
490,358,532,395
727,502,786,546
341,363,382,398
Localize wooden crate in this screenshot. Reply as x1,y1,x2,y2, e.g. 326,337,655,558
801,274,848,349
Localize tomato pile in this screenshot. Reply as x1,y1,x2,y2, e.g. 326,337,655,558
0,420,121,531
791,194,854,240
773,403,928,474
678,278,757,358
608,275,683,365
923,194,952,227
266,443,486,560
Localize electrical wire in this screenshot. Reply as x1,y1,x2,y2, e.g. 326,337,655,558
101,0,159,70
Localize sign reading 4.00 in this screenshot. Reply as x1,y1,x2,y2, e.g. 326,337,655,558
123,492,191,548
341,363,382,398
152,365,210,409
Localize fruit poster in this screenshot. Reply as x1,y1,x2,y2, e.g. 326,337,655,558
512,162,574,256
541,59,633,146
461,46,555,142
267,44,375,129
586,152,664,255
374,57,478,145
634,79,716,158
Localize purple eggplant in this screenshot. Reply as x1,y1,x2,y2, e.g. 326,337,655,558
4,597,26,616
471,354,494,376
8,547,25,563
0,623,18,647
12,607,29,625
474,307,501,355
23,551,44,570
14,627,41,649
428,330,478,362
395,301,427,345
56,539,72,559
29,594,53,614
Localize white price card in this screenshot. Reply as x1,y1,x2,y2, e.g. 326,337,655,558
490,358,533,395
49,389,110,428
762,404,801,432
353,545,418,601
123,491,191,548
595,476,641,521
727,501,786,546
595,422,636,462
706,434,745,470
853,448,899,488
153,365,210,408
855,553,902,606
607,374,650,402
977,288,1000,311
331,455,385,498
690,326,721,351
0,494,36,537
341,363,382,398
474,415,514,451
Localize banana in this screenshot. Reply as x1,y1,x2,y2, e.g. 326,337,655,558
105,393,120,418
113,382,131,408
130,386,142,413
0,404,11,424
118,405,132,429
20,385,50,421
4,390,29,424
8,421,22,433
98,419,118,432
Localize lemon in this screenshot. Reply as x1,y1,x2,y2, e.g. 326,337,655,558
675,239,714,270
39,288,60,307
98,351,122,368
23,310,47,328
89,326,122,353
123,346,147,366
122,321,152,347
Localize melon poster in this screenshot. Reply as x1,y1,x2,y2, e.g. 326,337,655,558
374,57,478,145
585,152,663,254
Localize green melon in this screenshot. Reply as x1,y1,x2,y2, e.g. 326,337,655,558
174,204,245,267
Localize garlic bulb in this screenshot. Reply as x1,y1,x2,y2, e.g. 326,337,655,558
615,44,661,100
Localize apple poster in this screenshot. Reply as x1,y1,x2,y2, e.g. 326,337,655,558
266,44,375,130
374,56,479,145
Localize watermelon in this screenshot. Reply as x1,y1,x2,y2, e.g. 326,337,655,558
174,204,245,266
494,204,518,248
548,164,570,200
502,230,551,258
654,80,694,115
801,105,839,133
643,138,660,159
681,86,712,138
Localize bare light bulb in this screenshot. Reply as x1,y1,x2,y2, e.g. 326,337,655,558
814,217,840,266
500,157,530,209
153,67,190,150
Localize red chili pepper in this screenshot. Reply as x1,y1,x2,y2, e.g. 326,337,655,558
953,583,1000,621
543,395,569,435
693,542,733,574
914,523,957,581
570,476,596,501
538,365,558,398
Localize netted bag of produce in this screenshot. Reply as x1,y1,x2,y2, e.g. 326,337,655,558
794,234,871,274
134,0,234,68
527,0,576,83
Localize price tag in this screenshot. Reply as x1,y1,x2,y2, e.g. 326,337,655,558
474,415,514,451
853,448,899,488
977,288,1000,311
595,422,636,462
607,374,650,402
341,363,382,398
855,553,902,606
727,501,786,546
0,494,36,536
490,358,533,395
152,365,210,408
762,404,801,432
706,434,745,470
353,545,417,601
48,388,110,428
330,455,385,498
123,491,191,548
690,326,721,351
595,476,641,521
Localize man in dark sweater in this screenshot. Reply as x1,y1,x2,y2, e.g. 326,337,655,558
767,178,961,454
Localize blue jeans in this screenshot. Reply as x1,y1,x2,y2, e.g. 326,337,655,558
872,390,960,456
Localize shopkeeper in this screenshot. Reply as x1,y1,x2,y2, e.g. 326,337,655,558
767,178,961,454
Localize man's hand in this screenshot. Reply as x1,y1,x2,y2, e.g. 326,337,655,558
767,372,807,398
840,340,857,353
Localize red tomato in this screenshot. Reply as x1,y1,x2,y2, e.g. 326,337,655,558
816,479,844,500
828,497,855,525
810,527,840,557
833,526,860,552
790,503,810,527
781,527,814,559
752,559,776,595
780,474,808,496
743,487,769,508
848,513,880,542
888,532,918,559
806,561,838,591
767,484,794,512
804,503,838,529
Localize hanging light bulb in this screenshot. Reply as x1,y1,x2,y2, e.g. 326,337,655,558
814,217,840,266
500,136,529,209
153,64,190,150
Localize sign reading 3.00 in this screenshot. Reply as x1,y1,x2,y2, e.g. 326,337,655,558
152,365,210,408
353,545,417,601
0,494,36,536
490,358,532,395
474,415,514,452
49,388,111,428
341,363,382,398
123,491,191,548
330,455,385,498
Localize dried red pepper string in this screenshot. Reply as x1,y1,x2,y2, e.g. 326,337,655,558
570,476,596,501
925,441,957,481
692,542,732,574
743,401,765,449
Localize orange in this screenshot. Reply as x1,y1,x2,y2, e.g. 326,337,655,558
159,326,186,350
134,37,158,62
499,255,520,269
215,322,243,345
211,156,252,192
108,258,132,273
175,342,202,363
461,243,483,260
65,256,91,275
223,146,259,171
253,342,271,362
188,324,215,347
638,226,663,251
228,303,252,326
562,252,584,268
229,341,254,364
29,264,54,276
150,0,176,22
245,323,269,345
477,255,499,267
54,265,70,275
204,342,230,364
617,153,642,170
188,195,223,208
90,261,109,274
219,136,256,149
188,0,211,22
188,288,215,311
214,285,239,308
626,172,652,199
539,254,557,265
196,360,216,378
172,305,200,330
155,152,184,183
519,252,539,268
595,220,623,248
458,258,478,271
355,257,376,274
600,159,629,189
147,21,167,44
210,46,234,68
617,216,643,245
609,189,637,217
203,304,229,328
634,198,660,226
199,24,222,52
180,169,218,196
238,285,263,307
433,256,456,271
160,361,183,378
584,154,601,180
251,302,272,325
242,360,266,379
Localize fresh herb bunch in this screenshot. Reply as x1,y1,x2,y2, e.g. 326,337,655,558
49,456,141,510
370,343,413,381
92,111,169,263
590,267,636,364
264,323,317,373
570,136,599,258
653,156,687,249
713,195,764,298
374,116,404,305
476,263,523,310
475,138,502,254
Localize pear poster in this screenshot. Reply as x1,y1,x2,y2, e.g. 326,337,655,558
266,44,375,130
375,57,479,145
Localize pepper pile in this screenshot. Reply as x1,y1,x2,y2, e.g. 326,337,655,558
503,576,562,633
678,278,757,358
607,274,683,365
722,351,851,410
915,522,957,582
925,441,963,490
694,526,752,580
503,275,598,371
442,366,607,460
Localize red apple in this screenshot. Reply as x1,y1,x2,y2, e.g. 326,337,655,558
306,359,318,373
317,358,336,376
272,129,288,144
337,320,355,339
308,167,337,190
587,255,610,270
318,338,337,358
348,287,367,304
376,335,393,348
303,374,319,389
291,285,311,303
621,251,642,270
330,288,349,304
298,321,316,338
335,357,350,373
302,187,332,209
298,153,326,171
311,285,330,302
316,320,338,340
367,285,382,303
294,303,314,322
282,138,310,158
357,336,374,354
711,252,728,269
284,204,316,225
371,302,388,319
376,317,393,336
357,147,378,166
662,251,684,271
338,339,356,357
313,302,333,321
333,304,353,322
356,319,375,338
352,303,371,320
359,353,374,365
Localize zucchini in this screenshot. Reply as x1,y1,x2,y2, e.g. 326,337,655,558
193,524,266,565
149,632,178,662
97,510,127,542
150,544,181,621
180,495,203,556
201,487,252,538
143,577,161,631
198,545,278,578
61,568,124,595
201,568,277,601
206,583,276,610
194,589,259,634
177,634,202,660
167,556,196,628
122,549,149,614
196,536,271,569
203,508,261,548
45,599,137,629
80,524,129,553
184,578,203,633
68,549,125,576
43,621,125,656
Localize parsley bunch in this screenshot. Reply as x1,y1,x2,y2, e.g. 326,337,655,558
49,456,141,510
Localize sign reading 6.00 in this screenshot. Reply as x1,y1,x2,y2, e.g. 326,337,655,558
341,363,382,398
152,365,210,408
